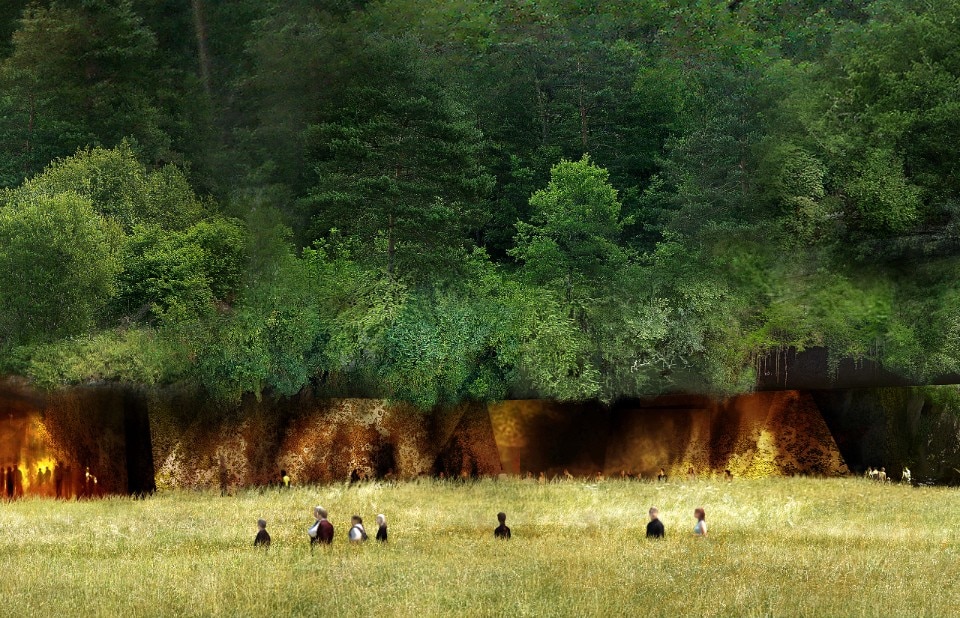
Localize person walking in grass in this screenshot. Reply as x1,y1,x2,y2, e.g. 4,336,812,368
254,519,271,548
693,508,707,537
494,512,511,539
375,514,388,543
646,507,664,539
310,506,334,547
348,516,368,543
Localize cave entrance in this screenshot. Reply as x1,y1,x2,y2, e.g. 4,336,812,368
0,408,59,498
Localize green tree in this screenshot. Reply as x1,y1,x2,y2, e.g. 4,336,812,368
301,35,494,280
0,192,122,346
0,0,171,187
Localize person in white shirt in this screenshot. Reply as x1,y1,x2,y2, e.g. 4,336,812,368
348,515,368,543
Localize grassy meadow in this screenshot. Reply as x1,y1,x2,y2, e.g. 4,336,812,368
0,477,956,617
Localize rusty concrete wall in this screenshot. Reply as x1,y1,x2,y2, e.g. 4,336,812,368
150,395,503,490
489,391,849,479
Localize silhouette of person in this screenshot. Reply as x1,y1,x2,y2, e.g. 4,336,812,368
494,512,511,539
254,519,271,548
13,467,23,499
657,468,668,482
65,464,74,499
218,457,229,497
54,461,64,499
280,469,291,489
5,466,14,499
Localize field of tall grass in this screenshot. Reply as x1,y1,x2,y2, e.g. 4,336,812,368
0,477,956,617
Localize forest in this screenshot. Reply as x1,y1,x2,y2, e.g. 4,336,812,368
0,0,958,408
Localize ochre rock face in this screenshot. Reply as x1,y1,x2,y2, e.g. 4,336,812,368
151,397,503,489
0,378,857,493
489,391,849,479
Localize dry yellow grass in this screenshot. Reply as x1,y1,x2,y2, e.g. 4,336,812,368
0,477,956,617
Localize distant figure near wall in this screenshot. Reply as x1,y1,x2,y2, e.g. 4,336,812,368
13,467,23,499
54,461,64,499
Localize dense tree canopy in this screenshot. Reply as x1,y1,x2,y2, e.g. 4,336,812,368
1,0,959,407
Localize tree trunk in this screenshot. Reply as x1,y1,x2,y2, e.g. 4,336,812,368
387,213,395,277
577,59,588,149
191,0,213,100
534,75,549,145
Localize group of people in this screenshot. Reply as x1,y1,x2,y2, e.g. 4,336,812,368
253,506,710,548
864,466,911,483
253,507,389,548
0,461,101,500
645,507,708,538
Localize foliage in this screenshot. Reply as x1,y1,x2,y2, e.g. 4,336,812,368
0,192,122,346
1,1,960,406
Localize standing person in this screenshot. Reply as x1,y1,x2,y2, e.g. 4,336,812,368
646,507,665,539
13,466,23,499
902,466,912,484
494,512,511,539
53,461,64,499
348,516,368,543
693,508,708,537
375,514,388,543
218,457,229,497
309,506,334,547
5,466,14,499
657,468,667,482
254,519,271,548
280,469,291,489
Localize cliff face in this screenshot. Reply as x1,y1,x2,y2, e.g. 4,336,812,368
814,388,960,483
6,379,960,491
489,391,849,479
149,394,502,489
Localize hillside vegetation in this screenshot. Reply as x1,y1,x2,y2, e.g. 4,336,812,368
1,2,959,406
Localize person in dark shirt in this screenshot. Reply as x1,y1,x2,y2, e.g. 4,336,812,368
310,506,334,547
646,506,665,539
657,468,667,482
254,519,271,548
375,514,388,543
494,511,511,539
54,461,64,499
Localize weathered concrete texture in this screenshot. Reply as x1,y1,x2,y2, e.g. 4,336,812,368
489,391,849,479
814,388,960,483
150,396,503,489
